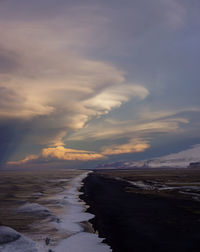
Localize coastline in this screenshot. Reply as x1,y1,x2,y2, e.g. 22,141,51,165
0,170,112,252
54,171,111,252
1,168,200,251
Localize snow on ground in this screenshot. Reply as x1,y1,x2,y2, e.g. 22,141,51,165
117,177,200,202
138,144,200,168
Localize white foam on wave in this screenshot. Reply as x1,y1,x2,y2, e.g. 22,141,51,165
0,172,112,252
54,171,112,252
17,203,50,215
0,236,37,252
56,232,111,252
57,172,94,233
0,226,38,252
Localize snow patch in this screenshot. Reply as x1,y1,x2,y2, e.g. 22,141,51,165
128,180,156,190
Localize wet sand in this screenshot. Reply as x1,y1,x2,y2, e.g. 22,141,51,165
81,169,200,252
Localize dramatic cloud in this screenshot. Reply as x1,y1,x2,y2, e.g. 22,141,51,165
0,17,148,164
42,146,104,161
7,139,150,166
102,139,150,155
0,86,54,119
67,108,193,141
84,85,149,114
7,155,39,165
0,0,200,167
7,146,104,165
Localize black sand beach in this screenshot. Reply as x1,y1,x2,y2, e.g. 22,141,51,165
81,170,200,252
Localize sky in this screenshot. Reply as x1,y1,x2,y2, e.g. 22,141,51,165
0,0,200,169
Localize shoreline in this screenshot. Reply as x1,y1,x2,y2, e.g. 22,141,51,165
0,170,111,252
54,171,112,252
0,171,88,252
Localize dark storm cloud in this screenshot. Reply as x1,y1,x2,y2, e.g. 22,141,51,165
0,84,29,166
0,121,30,165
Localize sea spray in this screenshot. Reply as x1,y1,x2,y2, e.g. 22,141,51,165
54,172,112,252
0,172,112,252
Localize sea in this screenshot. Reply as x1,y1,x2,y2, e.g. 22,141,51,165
0,169,111,252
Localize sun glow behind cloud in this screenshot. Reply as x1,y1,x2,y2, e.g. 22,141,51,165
42,146,104,161
101,139,150,155
7,138,150,165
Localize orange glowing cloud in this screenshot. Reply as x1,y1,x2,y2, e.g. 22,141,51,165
101,139,150,155
42,146,104,161
7,155,38,165
7,140,150,166
7,146,105,166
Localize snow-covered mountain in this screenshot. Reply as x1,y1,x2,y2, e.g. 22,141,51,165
146,144,200,168
97,144,200,169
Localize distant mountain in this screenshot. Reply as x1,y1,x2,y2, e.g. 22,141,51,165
147,144,200,168
97,144,200,169
96,161,138,169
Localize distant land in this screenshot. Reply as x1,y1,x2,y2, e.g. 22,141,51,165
97,144,200,169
